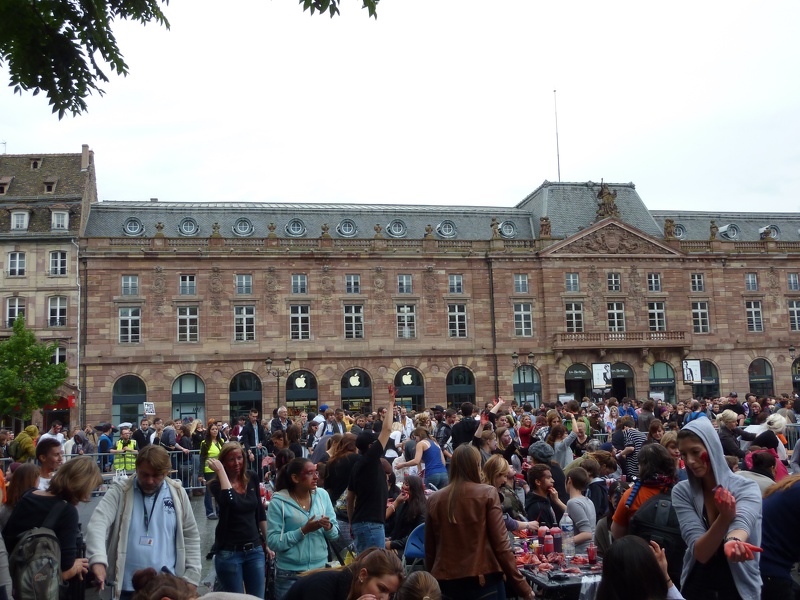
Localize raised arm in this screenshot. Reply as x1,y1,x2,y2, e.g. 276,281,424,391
378,392,396,450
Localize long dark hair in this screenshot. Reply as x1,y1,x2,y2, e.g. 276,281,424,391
595,536,668,600
401,475,427,524
275,457,310,492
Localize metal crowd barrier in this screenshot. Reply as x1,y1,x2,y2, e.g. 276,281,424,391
786,424,800,451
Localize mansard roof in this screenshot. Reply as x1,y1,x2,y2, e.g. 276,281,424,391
651,210,800,242
0,153,88,199
83,200,535,240
516,180,664,239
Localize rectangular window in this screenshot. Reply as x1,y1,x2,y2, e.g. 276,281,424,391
236,274,252,295
565,302,584,333
119,307,141,343
448,303,468,338
607,302,626,332
607,273,621,292
745,273,758,291
514,302,533,337
514,274,529,294
121,275,139,296
789,300,800,332
11,213,28,230
51,212,68,230
234,305,255,341
396,304,416,338
565,273,580,292
345,274,361,294
51,347,67,365
8,252,25,276
789,273,800,291
648,301,666,331
48,297,67,327
6,297,24,327
397,274,413,294
48,251,67,276
746,301,763,332
292,274,308,294
449,274,464,294
179,275,196,295
344,304,364,339
647,273,662,292
177,306,199,342
692,301,710,333
290,305,311,340
691,273,705,292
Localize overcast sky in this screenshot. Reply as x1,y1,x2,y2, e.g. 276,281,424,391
1,1,799,214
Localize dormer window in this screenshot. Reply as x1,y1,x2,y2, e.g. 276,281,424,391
11,210,29,231
0,177,11,195
51,211,69,230
30,158,42,170
178,217,199,236
44,180,56,194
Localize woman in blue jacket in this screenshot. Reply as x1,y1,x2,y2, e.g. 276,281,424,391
267,457,339,600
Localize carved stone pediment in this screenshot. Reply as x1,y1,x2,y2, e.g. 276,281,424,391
544,222,680,257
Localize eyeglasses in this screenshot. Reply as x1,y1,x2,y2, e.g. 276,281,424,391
301,469,318,478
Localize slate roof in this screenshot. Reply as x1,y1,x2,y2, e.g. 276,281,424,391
83,201,535,240
651,211,800,242
516,181,664,239
0,153,87,199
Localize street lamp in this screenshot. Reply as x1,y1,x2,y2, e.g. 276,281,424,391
511,351,535,405
265,356,292,407
790,345,796,361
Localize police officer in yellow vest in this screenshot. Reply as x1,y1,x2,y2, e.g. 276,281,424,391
111,425,138,471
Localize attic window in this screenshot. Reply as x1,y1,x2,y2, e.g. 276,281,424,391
673,224,686,239
30,159,42,170
499,221,517,238
11,210,29,231
44,180,56,194
51,211,69,230
386,219,407,238
0,184,5,195
178,218,199,236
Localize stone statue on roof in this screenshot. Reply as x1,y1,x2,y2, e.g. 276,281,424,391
663,219,676,240
374,224,383,238
595,180,620,221
491,217,500,239
709,220,718,241
321,223,330,238
539,216,552,238
425,224,433,239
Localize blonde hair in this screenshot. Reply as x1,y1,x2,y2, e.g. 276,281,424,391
717,409,738,425
482,454,509,488
660,430,678,449
49,456,103,504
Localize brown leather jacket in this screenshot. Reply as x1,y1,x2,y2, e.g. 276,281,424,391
425,481,532,597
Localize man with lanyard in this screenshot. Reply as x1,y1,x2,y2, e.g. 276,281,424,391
86,445,201,600
241,408,268,481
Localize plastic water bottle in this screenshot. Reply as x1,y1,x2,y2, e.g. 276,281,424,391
560,512,575,557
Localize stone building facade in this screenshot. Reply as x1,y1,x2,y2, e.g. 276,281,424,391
77,180,800,425
0,146,96,429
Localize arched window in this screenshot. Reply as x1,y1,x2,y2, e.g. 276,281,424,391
172,374,205,423
512,366,541,408
112,375,146,425
649,362,676,403
341,369,372,412
447,367,476,409
748,359,774,397
393,368,424,412
286,370,318,414
229,372,262,422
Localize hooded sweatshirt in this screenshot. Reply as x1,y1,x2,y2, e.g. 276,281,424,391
266,487,339,572
672,417,762,599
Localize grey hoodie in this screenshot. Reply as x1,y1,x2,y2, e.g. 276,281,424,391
672,416,762,598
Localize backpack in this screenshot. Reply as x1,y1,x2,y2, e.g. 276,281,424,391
7,438,21,461
9,498,69,600
628,492,686,588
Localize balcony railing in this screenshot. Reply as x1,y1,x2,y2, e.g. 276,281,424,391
49,317,67,327
554,330,688,348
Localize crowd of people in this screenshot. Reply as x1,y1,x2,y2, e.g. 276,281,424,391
1,389,799,599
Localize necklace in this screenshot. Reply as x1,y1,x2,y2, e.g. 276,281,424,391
291,491,311,511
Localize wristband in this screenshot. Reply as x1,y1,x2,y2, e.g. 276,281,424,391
724,536,742,543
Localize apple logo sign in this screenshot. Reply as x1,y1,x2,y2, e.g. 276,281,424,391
402,371,413,385
349,373,361,387
295,375,307,388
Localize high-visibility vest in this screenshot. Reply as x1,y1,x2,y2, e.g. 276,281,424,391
113,439,137,471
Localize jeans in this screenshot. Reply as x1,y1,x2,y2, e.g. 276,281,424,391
425,471,449,489
204,472,217,516
351,521,385,554
274,568,304,600
214,546,265,599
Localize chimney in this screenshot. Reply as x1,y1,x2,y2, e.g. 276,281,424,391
81,144,90,171
150,198,158,202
